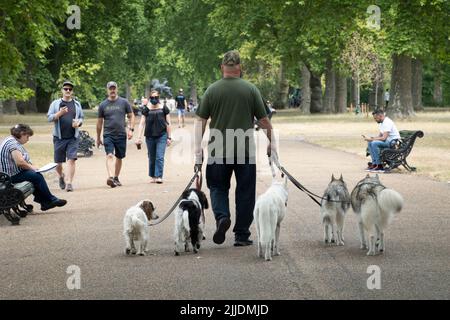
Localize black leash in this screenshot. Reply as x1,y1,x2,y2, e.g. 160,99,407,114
269,156,349,207
148,170,201,226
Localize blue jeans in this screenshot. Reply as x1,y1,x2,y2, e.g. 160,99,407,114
206,162,256,240
11,170,57,205
146,133,168,178
368,140,391,165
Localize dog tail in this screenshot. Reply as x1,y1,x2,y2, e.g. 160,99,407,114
182,209,190,232
378,188,403,215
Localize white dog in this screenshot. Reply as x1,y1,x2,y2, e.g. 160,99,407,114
174,188,209,256
123,200,158,256
254,173,288,261
351,174,404,255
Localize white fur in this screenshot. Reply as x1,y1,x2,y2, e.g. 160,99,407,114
359,189,403,256
174,191,205,255
123,200,157,256
254,175,288,261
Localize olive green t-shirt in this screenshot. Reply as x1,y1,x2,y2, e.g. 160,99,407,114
196,77,267,162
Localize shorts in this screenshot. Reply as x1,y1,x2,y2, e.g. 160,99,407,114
53,137,79,163
103,134,127,159
177,108,185,116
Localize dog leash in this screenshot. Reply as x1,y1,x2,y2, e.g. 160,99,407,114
148,170,202,226
269,156,349,207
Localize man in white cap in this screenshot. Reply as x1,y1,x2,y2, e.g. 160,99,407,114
175,88,187,128
96,81,135,188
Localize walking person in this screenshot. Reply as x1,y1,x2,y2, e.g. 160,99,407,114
384,89,390,108
96,81,135,188
47,80,84,192
194,50,275,247
135,90,172,184
0,124,67,211
175,88,187,128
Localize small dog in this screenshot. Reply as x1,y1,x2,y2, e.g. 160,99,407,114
174,188,209,256
351,174,403,256
123,200,158,256
320,174,350,246
254,173,288,261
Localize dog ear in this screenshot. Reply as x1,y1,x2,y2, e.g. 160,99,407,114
140,201,154,220
339,174,343,182
331,174,336,181
181,189,191,199
199,191,209,210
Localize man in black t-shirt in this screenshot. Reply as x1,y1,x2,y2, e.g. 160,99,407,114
175,88,187,128
47,80,85,192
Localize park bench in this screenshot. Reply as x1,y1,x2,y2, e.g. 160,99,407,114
0,172,34,225
366,130,424,172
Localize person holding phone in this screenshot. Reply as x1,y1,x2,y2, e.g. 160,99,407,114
47,80,84,192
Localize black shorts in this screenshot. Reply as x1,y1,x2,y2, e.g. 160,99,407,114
53,137,79,163
103,134,127,159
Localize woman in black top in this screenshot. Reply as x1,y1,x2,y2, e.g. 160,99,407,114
136,90,172,184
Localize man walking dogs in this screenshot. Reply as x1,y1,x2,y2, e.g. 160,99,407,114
47,80,84,192
195,50,276,247
96,81,135,188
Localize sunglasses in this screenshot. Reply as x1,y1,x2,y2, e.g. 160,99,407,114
151,96,159,98
62,87,73,91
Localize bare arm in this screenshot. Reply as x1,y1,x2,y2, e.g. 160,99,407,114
166,113,172,145
257,116,276,156
194,116,208,167
136,115,146,143
11,150,37,171
96,118,104,147
364,132,388,142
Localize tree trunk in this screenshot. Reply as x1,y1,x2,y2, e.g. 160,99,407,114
412,58,423,111
323,59,335,113
300,63,311,114
335,75,347,113
3,99,17,114
190,81,197,105
351,77,358,110
369,78,383,110
310,72,323,113
274,61,289,109
125,81,132,102
433,64,443,105
388,54,414,119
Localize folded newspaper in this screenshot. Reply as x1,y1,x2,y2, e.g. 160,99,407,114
37,163,57,173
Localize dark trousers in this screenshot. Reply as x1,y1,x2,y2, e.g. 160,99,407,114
11,170,57,205
206,162,256,240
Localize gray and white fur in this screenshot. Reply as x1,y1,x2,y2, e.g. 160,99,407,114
351,174,403,256
320,174,351,246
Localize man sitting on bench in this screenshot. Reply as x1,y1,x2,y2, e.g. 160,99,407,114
0,124,67,211
362,109,400,173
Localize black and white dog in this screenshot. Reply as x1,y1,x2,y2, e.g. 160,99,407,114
174,188,209,256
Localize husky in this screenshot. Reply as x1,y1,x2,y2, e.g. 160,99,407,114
254,170,288,261
351,174,404,256
320,174,351,246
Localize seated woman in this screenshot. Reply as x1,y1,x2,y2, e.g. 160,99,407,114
0,124,67,211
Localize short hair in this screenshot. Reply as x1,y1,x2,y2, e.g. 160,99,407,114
372,109,385,116
149,90,159,97
10,124,34,139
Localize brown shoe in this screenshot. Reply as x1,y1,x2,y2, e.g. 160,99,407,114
107,177,117,188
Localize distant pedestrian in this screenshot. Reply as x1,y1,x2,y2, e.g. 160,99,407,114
96,81,135,188
175,88,187,128
384,89,390,108
135,90,172,184
47,80,84,192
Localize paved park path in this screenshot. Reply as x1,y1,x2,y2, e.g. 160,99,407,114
0,122,449,299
